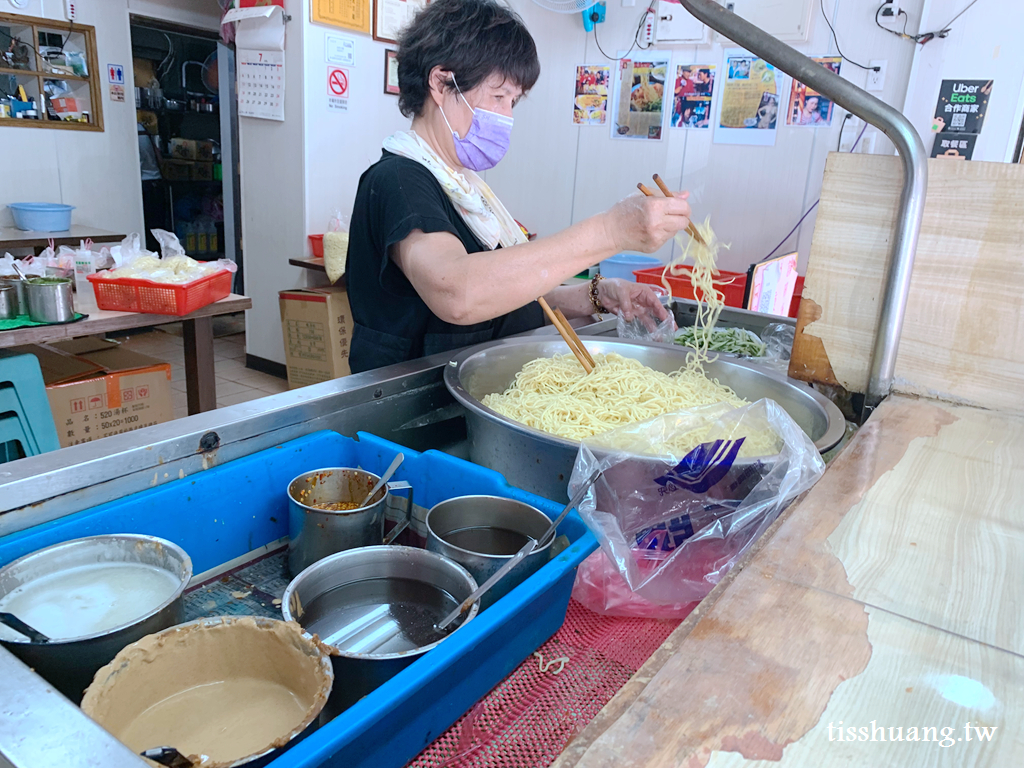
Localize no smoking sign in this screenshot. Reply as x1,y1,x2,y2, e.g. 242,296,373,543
327,65,349,111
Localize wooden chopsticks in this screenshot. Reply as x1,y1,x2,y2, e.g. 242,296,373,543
638,174,707,246
538,296,595,373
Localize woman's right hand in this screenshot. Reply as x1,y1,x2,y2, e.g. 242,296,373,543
602,191,692,253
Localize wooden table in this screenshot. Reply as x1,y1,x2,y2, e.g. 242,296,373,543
554,395,1024,768
0,294,252,415
0,226,126,254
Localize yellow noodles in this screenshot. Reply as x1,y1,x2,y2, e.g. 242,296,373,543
482,219,779,456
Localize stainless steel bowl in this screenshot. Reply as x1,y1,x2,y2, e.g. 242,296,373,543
425,495,553,609
443,336,846,500
282,545,478,721
0,534,192,702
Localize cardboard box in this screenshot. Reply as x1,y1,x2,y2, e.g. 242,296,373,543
191,161,213,181
160,159,191,181
169,138,197,160
195,140,215,161
14,340,173,448
279,286,351,389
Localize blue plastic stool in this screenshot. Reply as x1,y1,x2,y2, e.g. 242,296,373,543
0,351,60,457
0,414,36,463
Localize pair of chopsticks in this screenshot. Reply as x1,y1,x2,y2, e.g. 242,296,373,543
538,296,595,373
637,174,707,246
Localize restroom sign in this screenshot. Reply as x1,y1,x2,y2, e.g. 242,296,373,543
107,64,124,85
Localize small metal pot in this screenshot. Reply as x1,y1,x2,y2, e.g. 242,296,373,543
287,467,413,576
0,534,191,703
0,276,25,315
282,546,479,721
0,285,17,319
24,276,75,323
425,495,554,609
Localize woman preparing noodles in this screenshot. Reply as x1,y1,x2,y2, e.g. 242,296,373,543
346,0,691,373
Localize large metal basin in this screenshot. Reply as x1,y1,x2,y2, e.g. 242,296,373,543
443,337,845,500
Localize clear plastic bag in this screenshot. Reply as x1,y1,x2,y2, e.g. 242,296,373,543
568,398,825,617
759,322,796,375
615,285,676,343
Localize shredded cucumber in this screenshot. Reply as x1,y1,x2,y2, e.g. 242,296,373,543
674,326,766,357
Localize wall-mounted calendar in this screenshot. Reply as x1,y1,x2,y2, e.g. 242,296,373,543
238,50,285,121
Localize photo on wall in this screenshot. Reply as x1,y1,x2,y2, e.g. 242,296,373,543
573,64,610,125
671,64,716,129
714,49,778,146
786,56,841,127
610,54,670,141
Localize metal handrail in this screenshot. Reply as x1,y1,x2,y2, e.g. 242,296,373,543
677,0,928,417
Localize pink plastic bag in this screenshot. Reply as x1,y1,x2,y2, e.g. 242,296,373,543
572,550,699,619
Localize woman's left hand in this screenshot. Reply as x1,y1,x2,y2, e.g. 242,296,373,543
597,278,671,325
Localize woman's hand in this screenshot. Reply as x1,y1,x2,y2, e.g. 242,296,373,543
603,190,692,253
597,278,671,327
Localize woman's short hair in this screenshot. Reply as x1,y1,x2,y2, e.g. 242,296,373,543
397,0,540,118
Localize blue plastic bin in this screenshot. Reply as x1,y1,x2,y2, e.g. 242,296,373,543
0,430,597,768
7,202,75,232
600,253,662,281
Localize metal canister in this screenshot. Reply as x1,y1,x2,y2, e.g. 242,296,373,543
287,467,413,576
0,285,17,319
0,276,26,315
24,277,75,323
425,495,554,609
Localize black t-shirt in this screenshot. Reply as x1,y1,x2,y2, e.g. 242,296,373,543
345,150,543,373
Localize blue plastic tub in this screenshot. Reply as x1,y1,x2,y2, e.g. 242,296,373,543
600,253,661,282
0,430,597,768
7,202,75,232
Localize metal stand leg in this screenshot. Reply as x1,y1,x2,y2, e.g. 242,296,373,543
183,316,216,414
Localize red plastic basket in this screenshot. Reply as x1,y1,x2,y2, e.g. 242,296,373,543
634,265,748,308
87,269,233,316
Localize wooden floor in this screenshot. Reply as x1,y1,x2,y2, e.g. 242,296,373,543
554,395,1023,768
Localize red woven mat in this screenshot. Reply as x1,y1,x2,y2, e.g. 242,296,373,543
408,599,685,768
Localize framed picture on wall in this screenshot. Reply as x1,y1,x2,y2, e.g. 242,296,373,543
373,0,429,45
385,49,400,95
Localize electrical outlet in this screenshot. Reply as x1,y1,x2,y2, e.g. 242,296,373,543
866,60,887,91
640,10,655,45
64,0,77,20
858,131,877,154
879,0,900,18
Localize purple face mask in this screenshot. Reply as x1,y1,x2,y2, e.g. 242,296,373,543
439,78,514,171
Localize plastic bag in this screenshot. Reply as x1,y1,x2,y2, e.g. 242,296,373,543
568,398,825,617
152,229,187,260
573,550,700,619
615,286,676,343
94,231,236,284
759,322,796,375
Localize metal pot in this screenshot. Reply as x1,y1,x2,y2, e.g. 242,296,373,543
24,276,75,323
0,534,191,703
287,467,413,575
443,336,846,500
425,495,553,609
282,545,479,722
0,276,25,315
0,285,17,319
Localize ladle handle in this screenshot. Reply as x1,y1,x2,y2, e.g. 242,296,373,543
435,542,536,632
360,453,404,508
0,612,49,643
